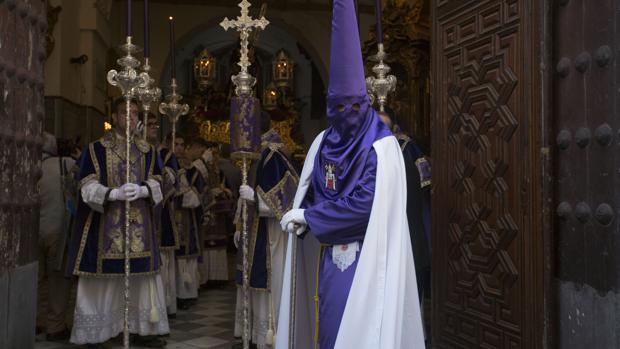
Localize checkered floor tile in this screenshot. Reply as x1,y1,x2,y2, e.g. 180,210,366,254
35,284,240,349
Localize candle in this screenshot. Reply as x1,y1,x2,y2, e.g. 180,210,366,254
144,0,149,57
127,0,132,37
169,16,175,79
375,0,383,44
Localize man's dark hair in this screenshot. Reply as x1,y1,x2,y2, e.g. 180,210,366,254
111,97,138,115
165,132,185,145
260,111,271,134
187,136,209,148
382,106,399,125
147,112,157,121
220,143,232,158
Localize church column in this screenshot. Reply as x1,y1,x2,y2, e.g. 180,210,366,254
0,0,47,348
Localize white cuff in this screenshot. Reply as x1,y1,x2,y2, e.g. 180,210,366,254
145,179,163,205
258,195,274,217
81,180,109,213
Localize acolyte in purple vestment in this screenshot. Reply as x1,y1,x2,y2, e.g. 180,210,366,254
301,0,391,347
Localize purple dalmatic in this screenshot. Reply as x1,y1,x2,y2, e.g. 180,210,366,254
301,0,391,347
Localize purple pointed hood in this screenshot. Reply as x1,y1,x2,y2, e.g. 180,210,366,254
312,0,391,201
327,0,366,99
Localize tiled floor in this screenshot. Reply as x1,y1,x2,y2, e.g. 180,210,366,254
35,285,240,349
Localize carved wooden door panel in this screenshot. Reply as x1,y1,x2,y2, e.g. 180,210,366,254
431,1,546,348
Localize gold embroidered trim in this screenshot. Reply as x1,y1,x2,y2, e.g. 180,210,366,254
192,160,208,181
79,174,98,190
73,211,94,275
257,171,298,221
74,270,159,278
90,143,101,184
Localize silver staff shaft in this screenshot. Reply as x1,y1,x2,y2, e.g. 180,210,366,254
241,156,250,349
123,98,131,349
288,232,298,349
143,111,148,140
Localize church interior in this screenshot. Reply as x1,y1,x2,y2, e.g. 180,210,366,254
2,0,433,348
44,0,431,157
5,0,620,348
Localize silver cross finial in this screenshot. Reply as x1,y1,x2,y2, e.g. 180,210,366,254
220,0,269,97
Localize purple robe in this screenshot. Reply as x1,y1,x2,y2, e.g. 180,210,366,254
304,150,377,349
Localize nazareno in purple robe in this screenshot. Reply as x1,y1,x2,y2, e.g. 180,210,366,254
298,0,392,347
303,150,378,349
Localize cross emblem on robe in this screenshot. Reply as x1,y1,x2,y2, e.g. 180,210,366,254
220,0,269,96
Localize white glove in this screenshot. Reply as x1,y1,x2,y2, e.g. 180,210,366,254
280,209,306,232
239,185,255,202
234,231,241,248
286,222,307,236
164,168,176,186
126,185,149,202
201,149,213,163
109,183,136,201
182,190,201,208
109,188,127,201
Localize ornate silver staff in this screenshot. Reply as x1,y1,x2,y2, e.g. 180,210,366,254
365,0,396,112
159,17,189,154
136,58,161,139
221,2,268,348
159,78,189,154
366,44,396,112
106,34,148,349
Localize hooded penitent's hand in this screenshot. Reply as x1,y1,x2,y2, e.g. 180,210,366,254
280,209,307,235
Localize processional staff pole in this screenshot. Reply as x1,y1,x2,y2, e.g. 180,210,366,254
106,2,149,347
220,1,268,348
159,17,189,155
136,1,161,141
366,0,397,112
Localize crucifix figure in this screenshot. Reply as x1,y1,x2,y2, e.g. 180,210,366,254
220,0,269,97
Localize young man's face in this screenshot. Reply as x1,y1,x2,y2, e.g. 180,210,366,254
147,118,159,141
112,102,139,135
172,137,186,159
187,144,206,161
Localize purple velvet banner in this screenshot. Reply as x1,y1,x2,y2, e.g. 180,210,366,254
230,96,261,159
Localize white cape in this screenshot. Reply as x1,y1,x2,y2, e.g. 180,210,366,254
276,132,425,349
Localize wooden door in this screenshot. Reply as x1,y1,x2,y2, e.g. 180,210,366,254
554,0,620,347
431,1,549,347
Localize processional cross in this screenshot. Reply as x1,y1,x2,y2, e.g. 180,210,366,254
220,0,269,97
221,2,269,349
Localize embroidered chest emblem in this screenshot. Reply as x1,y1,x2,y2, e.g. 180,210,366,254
325,163,337,191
